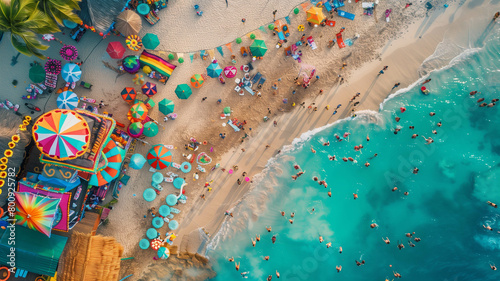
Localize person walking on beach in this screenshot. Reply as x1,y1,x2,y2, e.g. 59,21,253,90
237,179,242,185
273,120,278,127
392,83,401,90
422,78,432,85
273,10,277,20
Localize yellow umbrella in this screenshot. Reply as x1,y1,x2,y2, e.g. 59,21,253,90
306,7,325,25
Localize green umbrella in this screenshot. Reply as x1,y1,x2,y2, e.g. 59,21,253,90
29,64,46,83
143,121,158,137
159,98,174,115
142,33,160,49
223,107,231,114
175,84,192,99
250,40,267,57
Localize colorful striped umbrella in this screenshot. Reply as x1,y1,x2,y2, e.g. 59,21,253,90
61,63,82,83
142,33,160,50
143,121,158,137
147,144,172,169
142,82,157,97
127,122,143,138
59,45,78,61
15,192,61,237
123,55,141,73
158,99,174,115
150,238,162,250
121,87,137,102
206,63,222,78
33,109,90,160
125,35,143,51
250,40,267,57
106,41,126,59
56,91,79,109
175,84,192,99
127,102,148,122
190,74,204,88
158,247,170,259
89,139,124,186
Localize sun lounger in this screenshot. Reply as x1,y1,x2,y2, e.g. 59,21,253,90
333,0,345,8
227,120,241,132
244,86,255,95
337,10,355,20
251,72,262,84
324,1,333,12
44,72,58,88
257,77,266,89
144,11,160,25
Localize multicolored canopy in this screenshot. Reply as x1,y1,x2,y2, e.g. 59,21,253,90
142,82,157,97
126,35,143,51
206,63,222,78
142,33,160,50
223,66,237,78
45,59,62,75
250,40,268,57
33,109,90,161
127,102,148,122
143,121,158,137
60,45,78,61
56,91,79,110
306,6,325,25
127,122,143,138
15,192,61,238
121,87,137,102
123,55,141,73
158,98,174,115
147,145,172,169
89,140,124,186
61,63,82,83
190,74,204,88
175,84,192,99
106,41,126,59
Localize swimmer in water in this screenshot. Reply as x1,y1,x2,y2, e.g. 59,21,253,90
414,237,421,242
383,237,390,244
469,91,478,96
236,262,240,271
409,240,415,247
323,141,330,146
267,275,272,281
228,257,234,262
289,219,294,224
336,265,342,272
291,212,295,218
395,117,400,122
490,264,497,270
406,232,414,238
353,193,358,199
432,130,437,134
294,164,300,170
252,238,256,247
266,226,272,232
311,147,316,153
281,211,285,216
437,121,442,127
370,223,378,228
422,136,434,144
477,98,485,103
483,225,493,231
413,167,419,174
313,176,318,181
291,175,297,180
392,187,398,192
409,126,415,129
329,155,336,161
365,162,370,167
272,235,276,244
393,271,402,278
256,234,260,242
319,235,324,243
264,256,270,261
276,270,280,278
311,208,316,213
339,246,343,253
487,201,498,208
404,191,409,196
366,135,370,141
429,112,435,116
412,134,418,139
326,242,332,248
342,157,348,162
328,189,332,197
397,241,405,250
394,128,401,134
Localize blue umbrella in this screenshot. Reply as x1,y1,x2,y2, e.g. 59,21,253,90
143,188,157,202
206,63,222,78
130,154,146,170
152,172,164,184
152,217,164,228
166,194,177,206
158,205,170,217
146,228,158,239
56,91,79,109
168,220,179,230
61,63,81,82
158,247,170,259
180,162,191,173
63,19,78,29
173,177,185,189
139,239,150,249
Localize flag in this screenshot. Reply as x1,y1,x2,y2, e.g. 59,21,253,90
189,53,194,62
225,43,233,53
216,46,224,57
259,25,267,33
207,49,215,59
285,16,291,25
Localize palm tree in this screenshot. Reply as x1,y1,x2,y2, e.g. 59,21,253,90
0,0,60,59
37,0,81,26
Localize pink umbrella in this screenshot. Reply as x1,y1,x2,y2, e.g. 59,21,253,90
223,66,237,78
228,169,233,174
245,177,250,182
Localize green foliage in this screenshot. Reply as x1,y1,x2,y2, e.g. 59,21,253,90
38,0,81,26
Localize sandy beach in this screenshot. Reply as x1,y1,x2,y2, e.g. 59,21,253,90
1,0,498,280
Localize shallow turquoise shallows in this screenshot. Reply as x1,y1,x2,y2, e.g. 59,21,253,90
207,28,500,281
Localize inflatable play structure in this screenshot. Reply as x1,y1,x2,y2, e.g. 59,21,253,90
139,50,176,80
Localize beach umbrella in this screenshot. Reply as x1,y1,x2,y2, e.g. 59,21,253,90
137,3,151,15
127,102,148,122
158,247,170,259
29,64,46,83
116,10,142,36
139,239,150,249
61,63,82,83
166,194,177,206
190,74,204,88
143,121,158,137
121,87,137,102
250,40,267,57
223,66,237,78
63,19,78,29
223,107,231,114
150,238,162,250
173,177,185,189
59,45,78,61
15,192,60,238
158,205,171,217
147,228,158,239
33,109,90,160
56,91,79,110
180,162,191,173
152,217,164,228
152,172,164,185
130,153,146,169
123,55,141,73
158,99,175,115
145,98,155,109
142,33,160,50
147,145,172,169
44,59,62,75
143,188,157,202
128,122,143,138
125,35,143,51
306,6,325,25
89,139,124,186
142,82,157,97
206,63,222,78
168,220,179,230
106,41,126,59
175,84,192,99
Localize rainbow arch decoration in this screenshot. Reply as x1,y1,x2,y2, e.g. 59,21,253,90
139,50,176,79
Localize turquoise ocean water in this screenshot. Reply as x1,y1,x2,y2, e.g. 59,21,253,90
206,25,500,280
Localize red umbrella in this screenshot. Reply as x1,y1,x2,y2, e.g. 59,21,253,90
106,42,126,59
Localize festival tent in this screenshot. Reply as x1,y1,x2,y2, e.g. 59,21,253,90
57,91,79,109
121,87,137,102
15,192,61,237
142,33,160,50
147,144,172,169
143,121,159,137
190,74,204,88
250,40,268,57
89,139,125,186
29,63,46,83
175,84,192,99
127,102,148,122
115,10,142,36
61,63,82,83
306,6,325,25
106,41,126,59
142,82,157,97
206,63,222,78
159,98,174,115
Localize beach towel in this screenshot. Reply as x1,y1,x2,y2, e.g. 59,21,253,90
227,120,241,132
336,32,346,48
244,86,255,95
139,50,177,78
